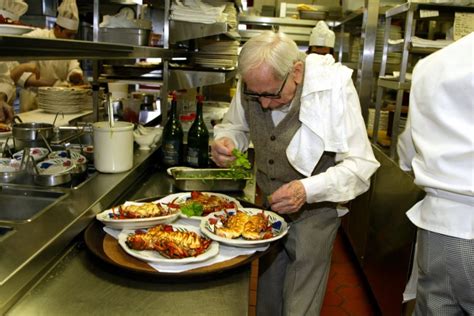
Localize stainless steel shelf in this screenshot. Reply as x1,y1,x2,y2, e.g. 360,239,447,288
409,46,440,55
378,78,411,90
386,2,474,17
238,16,318,27
168,68,237,90
0,35,180,61
239,29,311,43
336,8,364,25
169,20,239,44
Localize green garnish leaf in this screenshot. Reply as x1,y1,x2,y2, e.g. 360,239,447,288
218,149,252,180
180,201,204,217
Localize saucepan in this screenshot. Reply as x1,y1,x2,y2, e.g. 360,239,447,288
11,116,56,142
30,156,73,187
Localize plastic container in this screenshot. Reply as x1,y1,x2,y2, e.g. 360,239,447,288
93,121,134,173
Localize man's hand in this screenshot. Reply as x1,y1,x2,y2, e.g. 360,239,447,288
210,137,236,167
10,62,40,83
0,95,14,124
69,72,83,85
268,180,306,214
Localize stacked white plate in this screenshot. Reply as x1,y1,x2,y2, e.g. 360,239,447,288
375,24,403,65
37,87,89,114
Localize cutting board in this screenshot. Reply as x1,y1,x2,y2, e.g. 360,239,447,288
17,109,93,126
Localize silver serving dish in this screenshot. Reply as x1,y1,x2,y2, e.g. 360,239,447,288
170,168,251,192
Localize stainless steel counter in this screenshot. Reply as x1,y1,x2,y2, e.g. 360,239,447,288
2,150,255,315
0,147,158,313
6,243,251,316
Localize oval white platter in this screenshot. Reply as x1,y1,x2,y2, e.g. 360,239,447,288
200,208,289,248
118,224,219,264
96,201,180,230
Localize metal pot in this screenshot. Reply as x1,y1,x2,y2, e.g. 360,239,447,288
33,172,72,186
12,122,54,142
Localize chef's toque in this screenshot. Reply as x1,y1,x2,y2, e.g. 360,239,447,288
309,21,335,48
0,0,28,21
56,0,79,31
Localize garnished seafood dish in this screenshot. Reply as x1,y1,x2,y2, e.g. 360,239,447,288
126,224,212,259
118,224,219,264
200,208,289,247
96,201,180,230
112,202,175,219
162,191,239,218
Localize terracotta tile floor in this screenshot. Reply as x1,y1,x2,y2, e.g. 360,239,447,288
321,230,381,316
249,229,381,316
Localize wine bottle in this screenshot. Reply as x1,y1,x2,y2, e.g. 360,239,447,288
186,94,209,167
162,93,183,167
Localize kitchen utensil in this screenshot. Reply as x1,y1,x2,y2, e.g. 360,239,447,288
170,168,251,191
93,121,134,173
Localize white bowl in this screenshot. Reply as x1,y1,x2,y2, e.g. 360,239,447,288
133,131,156,150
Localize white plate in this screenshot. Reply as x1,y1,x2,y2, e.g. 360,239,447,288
158,192,241,220
13,147,49,161
200,208,289,248
37,158,75,175
48,150,87,164
96,201,180,230
118,224,219,264
0,24,35,35
0,158,21,172
0,130,12,138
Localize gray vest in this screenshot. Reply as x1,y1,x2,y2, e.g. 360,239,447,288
241,83,336,220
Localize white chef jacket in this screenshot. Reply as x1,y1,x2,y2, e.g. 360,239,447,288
397,32,474,240
0,62,16,103
214,58,380,207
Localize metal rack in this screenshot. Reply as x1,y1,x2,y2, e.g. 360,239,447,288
238,16,319,43
333,0,381,122
371,2,474,158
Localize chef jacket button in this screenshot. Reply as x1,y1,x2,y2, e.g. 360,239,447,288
269,159,274,165
270,135,276,141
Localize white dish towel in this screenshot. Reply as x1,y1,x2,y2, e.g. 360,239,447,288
286,54,351,177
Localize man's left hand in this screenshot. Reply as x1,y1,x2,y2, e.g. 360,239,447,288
269,180,306,214
69,73,83,85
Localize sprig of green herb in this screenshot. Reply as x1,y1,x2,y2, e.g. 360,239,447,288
180,202,204,217
219,149,252,180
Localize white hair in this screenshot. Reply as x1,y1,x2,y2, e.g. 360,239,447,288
238,31,305,80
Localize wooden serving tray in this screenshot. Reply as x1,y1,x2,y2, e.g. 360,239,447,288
84,220,265,277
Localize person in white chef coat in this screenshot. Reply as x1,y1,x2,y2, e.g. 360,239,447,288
397,32,474,315
15,0,84,112
0,0,29,123
306,21,335,56
211,31,380,315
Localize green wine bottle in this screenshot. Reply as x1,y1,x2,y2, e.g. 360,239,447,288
186,94,209,167
162,93,183,167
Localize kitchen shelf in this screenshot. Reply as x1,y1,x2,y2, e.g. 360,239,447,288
386,2,474,18
238,16,321,44
169,20,239,44
168,68,237,90
239,16,319,27
0,35,184,61
377,78,411,90
408,46,440,55
372,1,474,158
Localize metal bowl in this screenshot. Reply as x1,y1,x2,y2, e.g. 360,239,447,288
12,122,54,142
33,172,72,187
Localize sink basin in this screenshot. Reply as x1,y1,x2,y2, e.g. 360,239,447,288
0,187,65,222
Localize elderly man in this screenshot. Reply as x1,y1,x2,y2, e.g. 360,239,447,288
211,31,379,315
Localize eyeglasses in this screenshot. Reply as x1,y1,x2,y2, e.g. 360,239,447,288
243,72,290,100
